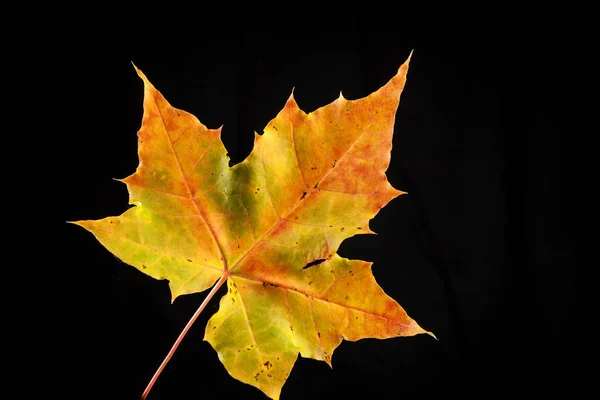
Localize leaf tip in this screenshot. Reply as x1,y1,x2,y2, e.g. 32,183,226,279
395,189,408,197
362,225,376,235
132,63,152,87
67,219,91,231
396,50,413,76
405,319,436,340
286,89,297,106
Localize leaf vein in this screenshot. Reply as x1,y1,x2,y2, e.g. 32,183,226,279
309,298,324,354
87,226,223,273
234,275,410,326
288,102,307,189
185,131,217,179
152,95,227,270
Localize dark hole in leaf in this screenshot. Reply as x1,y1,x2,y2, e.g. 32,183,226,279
303,259,326,270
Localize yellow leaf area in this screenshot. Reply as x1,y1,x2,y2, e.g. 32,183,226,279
74,53,433,399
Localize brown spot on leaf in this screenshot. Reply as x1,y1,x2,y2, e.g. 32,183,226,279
303,259,325,270
142,265,147,270
340,227,345,232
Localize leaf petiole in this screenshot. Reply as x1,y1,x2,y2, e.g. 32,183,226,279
141,275,228,399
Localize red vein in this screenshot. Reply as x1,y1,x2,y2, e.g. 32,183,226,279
318,187,372,195
289,102,307,189
320,271,338,298
212,306,241,330
309,298,325,353
228,110,378,275
136,210,145,245
89,226,223,273
284,290,292,334
125,181,189,200
263,239,297,249
142,255,166,269
152,96,227,271
171,266,222,298
342,308,350,335
234,278,261,355
315,114,376,190
171,129,187,146
282,218,326,229
185,132,217,179
323,226,331,255
234,275,412,326
196,173,226,196
238,195,256,241
148,213,213,218
259,146,281,219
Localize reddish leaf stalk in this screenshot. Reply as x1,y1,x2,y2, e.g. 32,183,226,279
141,275,227,399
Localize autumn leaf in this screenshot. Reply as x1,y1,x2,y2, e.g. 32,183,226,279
72,53,433,399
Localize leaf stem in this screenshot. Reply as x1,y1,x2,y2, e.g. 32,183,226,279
141,275,228,400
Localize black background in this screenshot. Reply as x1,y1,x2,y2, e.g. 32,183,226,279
64,8,581,400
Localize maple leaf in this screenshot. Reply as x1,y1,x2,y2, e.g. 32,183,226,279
72,53,434,399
